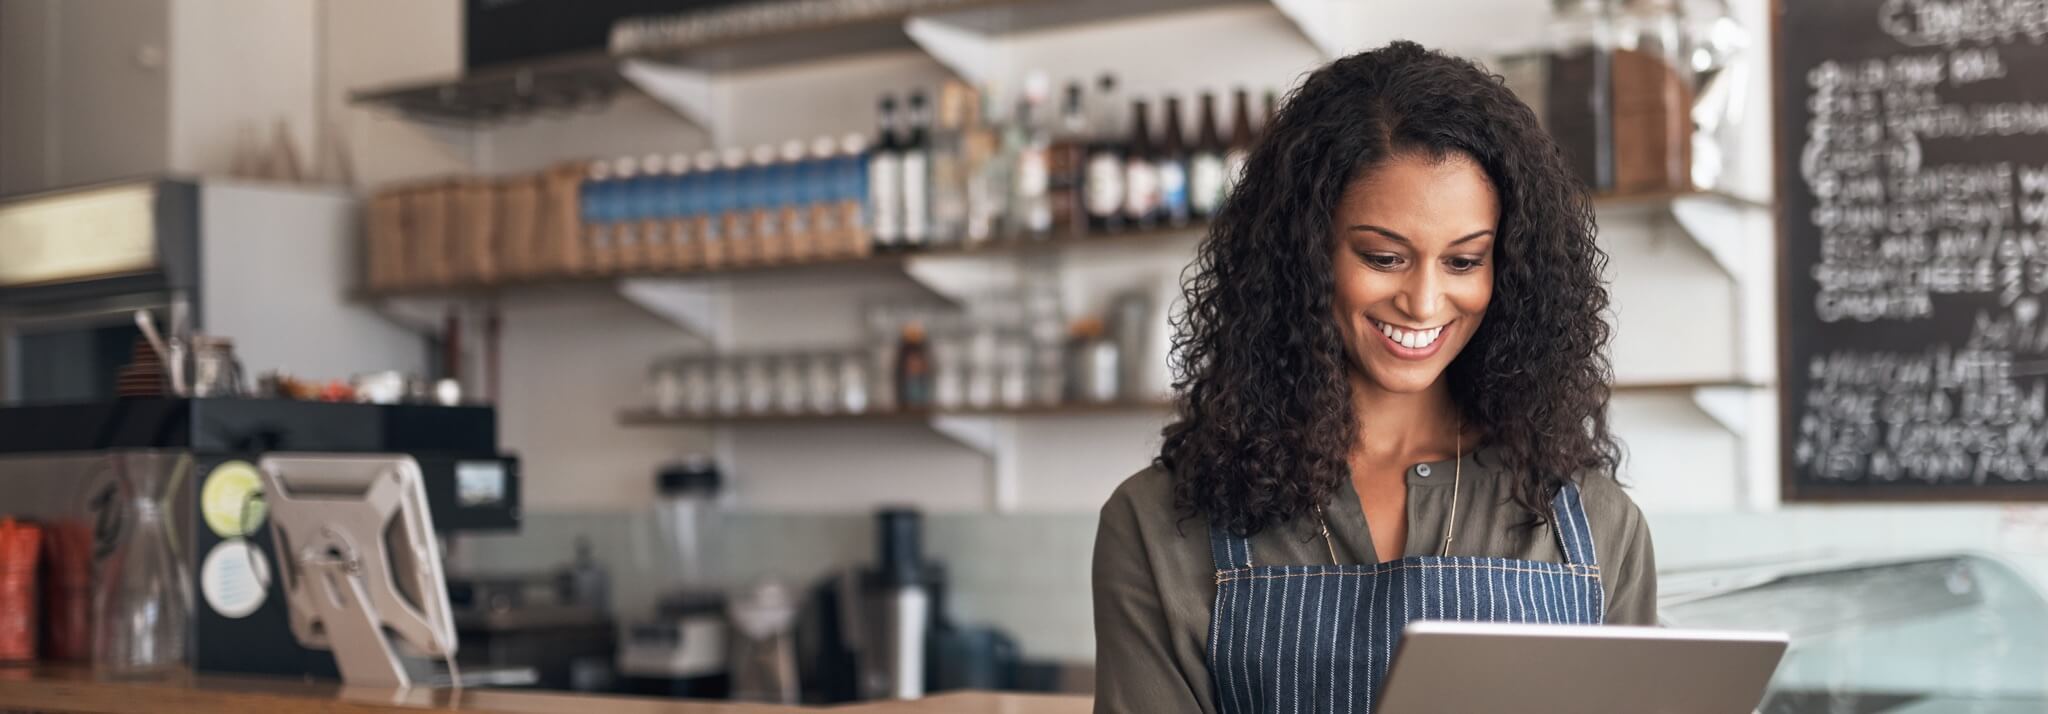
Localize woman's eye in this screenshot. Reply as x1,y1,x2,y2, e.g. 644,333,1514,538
1447,256,1486,273
1358,252,1403,269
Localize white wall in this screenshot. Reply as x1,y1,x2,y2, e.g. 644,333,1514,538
199,181,427,380
494,289,714,509
318,0,470,185
166,0,319,178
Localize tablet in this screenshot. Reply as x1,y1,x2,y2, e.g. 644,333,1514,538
1379,621,1788,714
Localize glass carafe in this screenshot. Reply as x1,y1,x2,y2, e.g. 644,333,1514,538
92,453,192,677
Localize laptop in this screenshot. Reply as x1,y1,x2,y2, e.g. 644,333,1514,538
1379,621,1788,713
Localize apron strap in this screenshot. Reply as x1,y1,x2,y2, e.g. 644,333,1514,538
1209,523,1253,570
1548,481,1600,568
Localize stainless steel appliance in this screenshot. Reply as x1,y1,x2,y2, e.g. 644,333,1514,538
796,507,952,703
447,543,617,693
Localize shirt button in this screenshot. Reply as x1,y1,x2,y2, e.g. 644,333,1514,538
1414,464,1433,478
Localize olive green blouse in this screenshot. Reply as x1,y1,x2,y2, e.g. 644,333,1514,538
1090,447,1658,713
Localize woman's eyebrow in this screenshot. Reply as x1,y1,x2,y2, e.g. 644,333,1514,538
1347,225,1495,245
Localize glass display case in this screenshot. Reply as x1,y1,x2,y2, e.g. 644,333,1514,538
1662,554,2048,712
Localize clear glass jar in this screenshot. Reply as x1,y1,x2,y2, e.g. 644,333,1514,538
1612,0,1691,194
998,329,1032,408
743,356,776,414
863,302,900,413
805,353,839,414
1033,341,1066,406
931,320,965,411
1676,0,1747,191
714,359,744,415
682,358,714,415
838,352,870,414
1547,0,1618,192
965,323,999,410
653,361,684,416
774,355,807,415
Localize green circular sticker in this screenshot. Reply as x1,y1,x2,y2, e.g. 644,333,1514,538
201,461,266,538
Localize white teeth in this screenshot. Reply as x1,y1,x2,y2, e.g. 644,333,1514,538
1374,319,1446,350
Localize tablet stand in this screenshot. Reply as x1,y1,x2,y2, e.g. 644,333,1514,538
257,455,457,688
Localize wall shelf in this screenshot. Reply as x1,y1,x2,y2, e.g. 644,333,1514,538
1612,379,1769,430
357,0,1244,128
906,0,1269,84
359,189,1741,301
623,397,1172,511
350,0,1564,127
1595,188,1772,278
350,52,633,128
618,398,1171,427
354,223,1207,300
1269,0,1553,60
1610,378,1769,393
624,379,1770,427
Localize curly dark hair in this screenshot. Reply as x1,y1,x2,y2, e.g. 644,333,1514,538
1158,41,1619,536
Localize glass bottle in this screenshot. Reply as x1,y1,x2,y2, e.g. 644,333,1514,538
1190,92,1229,220
896,321,933,409
1011,74,1053,240
1224,87,1255,199
929,82,973,247
1122,99,1160,230
1156,96,1192,227
1084,74,1127,234
966,85,1012,247
901,90,934,250
1047,81,1090,237
869,95,904,251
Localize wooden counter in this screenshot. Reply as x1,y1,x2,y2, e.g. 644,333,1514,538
0,667,1092,714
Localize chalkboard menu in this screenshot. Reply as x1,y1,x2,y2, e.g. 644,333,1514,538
1780,0,2048,500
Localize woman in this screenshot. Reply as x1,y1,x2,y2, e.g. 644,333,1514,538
1092,42,1656,713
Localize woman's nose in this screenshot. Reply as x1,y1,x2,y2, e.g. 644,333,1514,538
1393,268,1443,321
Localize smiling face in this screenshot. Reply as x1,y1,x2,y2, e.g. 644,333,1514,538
1331,151,1499,396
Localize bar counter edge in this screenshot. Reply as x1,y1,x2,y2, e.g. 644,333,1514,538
0,667,1094,714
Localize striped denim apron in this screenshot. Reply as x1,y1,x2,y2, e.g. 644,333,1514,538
1206,482,1604,714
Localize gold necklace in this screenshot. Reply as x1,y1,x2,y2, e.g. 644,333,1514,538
1319,425,1463,564
1440,427,1462,557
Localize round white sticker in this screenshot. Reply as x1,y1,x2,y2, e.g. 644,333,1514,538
200,539,271,619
